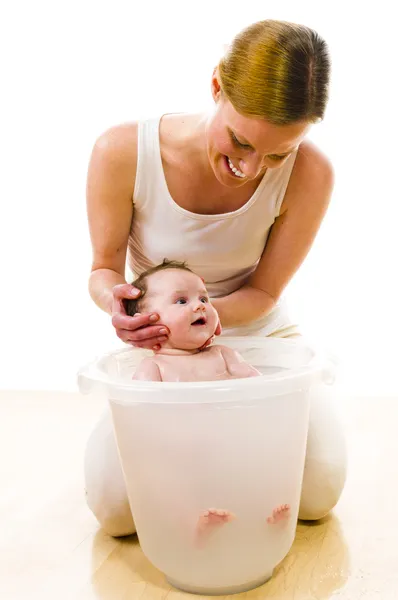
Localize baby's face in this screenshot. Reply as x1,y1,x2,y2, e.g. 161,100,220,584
142,269,219,350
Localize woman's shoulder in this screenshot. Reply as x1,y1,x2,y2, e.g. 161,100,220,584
281,139,334,213
91,121,139,174
293,139,334,184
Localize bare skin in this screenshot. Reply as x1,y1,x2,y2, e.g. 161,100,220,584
267,504,291,525
131,268,261,382
195,504,290,548
196,509,236,549
86,71,334,350
134,345,260,382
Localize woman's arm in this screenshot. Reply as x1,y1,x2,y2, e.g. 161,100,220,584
86,123,169,347
87,123,138,313
212,141,334,328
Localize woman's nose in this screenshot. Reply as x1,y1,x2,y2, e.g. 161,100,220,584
239,155,263,179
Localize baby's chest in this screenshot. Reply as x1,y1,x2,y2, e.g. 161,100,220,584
161,352,229,382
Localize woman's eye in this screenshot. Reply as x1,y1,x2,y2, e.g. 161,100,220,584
231,133,251,150
268,154,287,162
175,298,187,305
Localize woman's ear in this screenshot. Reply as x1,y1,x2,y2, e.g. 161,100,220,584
210,66,222,102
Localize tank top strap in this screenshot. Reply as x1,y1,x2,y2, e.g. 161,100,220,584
272,150,298,218
133,116,163,211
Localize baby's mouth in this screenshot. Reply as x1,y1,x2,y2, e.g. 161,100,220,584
191,316,207,326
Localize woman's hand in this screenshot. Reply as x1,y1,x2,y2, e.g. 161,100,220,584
111,284,169,350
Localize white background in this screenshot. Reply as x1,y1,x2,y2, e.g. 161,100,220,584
1,1,397,394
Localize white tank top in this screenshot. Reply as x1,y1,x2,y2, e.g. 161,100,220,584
127,116,298,335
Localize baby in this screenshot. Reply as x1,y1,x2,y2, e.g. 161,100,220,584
125,260,290,545
125,259,261,382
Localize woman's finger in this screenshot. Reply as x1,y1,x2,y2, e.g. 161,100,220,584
115,324,168,343
127,336,168,349
113,283,141,301
112,312,160,332
128,325,169,342
112,285,141,315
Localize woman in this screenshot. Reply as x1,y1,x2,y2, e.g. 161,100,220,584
85,19,347,536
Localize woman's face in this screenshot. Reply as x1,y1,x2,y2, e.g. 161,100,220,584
205,76,311,187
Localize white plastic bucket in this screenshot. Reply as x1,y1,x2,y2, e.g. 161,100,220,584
78,337,335,595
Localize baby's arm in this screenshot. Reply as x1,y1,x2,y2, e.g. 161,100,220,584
219,345,261,379
132,357,162,381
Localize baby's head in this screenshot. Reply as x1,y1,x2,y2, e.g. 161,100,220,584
125,260,219,351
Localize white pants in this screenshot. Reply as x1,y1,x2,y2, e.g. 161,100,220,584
84,381,347,537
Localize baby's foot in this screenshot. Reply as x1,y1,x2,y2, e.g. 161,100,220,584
195,508,235,547
267,504,290,525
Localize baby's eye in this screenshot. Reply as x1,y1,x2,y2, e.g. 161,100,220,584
175,298,187,305
200,296,209,303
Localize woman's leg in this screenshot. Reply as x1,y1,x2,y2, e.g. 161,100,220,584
270,326,347,520
298,382,347,520
84,408,136,537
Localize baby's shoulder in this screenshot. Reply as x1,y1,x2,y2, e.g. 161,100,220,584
203,345,226,357
133,356,162,381
211,344,241,359
204,344,242,366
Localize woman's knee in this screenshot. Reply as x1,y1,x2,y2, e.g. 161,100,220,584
84,410,136,537
85,486,136,537
298,456,347,520
299,384,347,521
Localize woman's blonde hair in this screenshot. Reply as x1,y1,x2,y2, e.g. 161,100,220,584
218,20,331,125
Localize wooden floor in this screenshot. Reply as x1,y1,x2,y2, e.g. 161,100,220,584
1,389,397,599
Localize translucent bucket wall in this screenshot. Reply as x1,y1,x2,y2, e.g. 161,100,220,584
78,337,335,595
